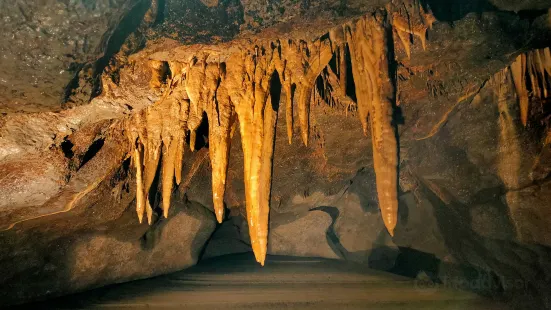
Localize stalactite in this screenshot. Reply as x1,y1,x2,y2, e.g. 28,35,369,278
495,69,521,190
160,99,181,218
174,99,190,185
281,70,294,145
389,2,435,59
208,63,234,223
346,14,399,236
279,38,334,146
126,8,407,263
222,47,280,265
133,146,145,223
509,47,551,127
127,112,147,223
339,44,348,96
510,54,529,126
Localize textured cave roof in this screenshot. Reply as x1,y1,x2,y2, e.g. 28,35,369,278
1,0,550,113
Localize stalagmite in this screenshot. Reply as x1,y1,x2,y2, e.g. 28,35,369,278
346,14,399,236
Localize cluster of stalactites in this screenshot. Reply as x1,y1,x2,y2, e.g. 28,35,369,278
126,78,189,224
127,36,341,265
510,47,551,126
389,1,436,59
124,2,432,265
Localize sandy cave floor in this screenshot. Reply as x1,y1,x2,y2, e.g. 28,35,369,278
15,252,509,309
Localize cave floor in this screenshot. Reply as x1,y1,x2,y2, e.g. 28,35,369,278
28,253,505,309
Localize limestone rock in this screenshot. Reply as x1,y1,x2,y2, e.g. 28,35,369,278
69,200,215,291
0,200,215,305
268,210,339,259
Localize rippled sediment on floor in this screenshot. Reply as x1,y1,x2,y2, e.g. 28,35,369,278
27,253,506,310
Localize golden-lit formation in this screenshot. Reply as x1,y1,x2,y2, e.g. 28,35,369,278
390,3,435,59
510,48,551,126
125,2,438,264
346,15,399,236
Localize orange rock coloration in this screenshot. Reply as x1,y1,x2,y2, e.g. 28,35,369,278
510,48,551,126
125,3,438,265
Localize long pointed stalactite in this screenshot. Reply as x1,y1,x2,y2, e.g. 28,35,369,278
125,2,440,264
346,14,399,236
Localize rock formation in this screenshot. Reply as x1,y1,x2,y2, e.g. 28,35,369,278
120,2,439,264
1,0,551,307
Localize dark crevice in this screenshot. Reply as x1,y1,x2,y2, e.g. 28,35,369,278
420,0,498,23
153,61,171,87
60,138,74,159
314,43,356,109
328,48,338,74
112,157,131,186
154,0,167,25
270,70,282,111
90,0,152,100
310,206,348,260
517,9,550,24
146,151,163,220
79,138,105,169
389,247,441,281
343,43,356,102
189,112,210,151
61,63,86,107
